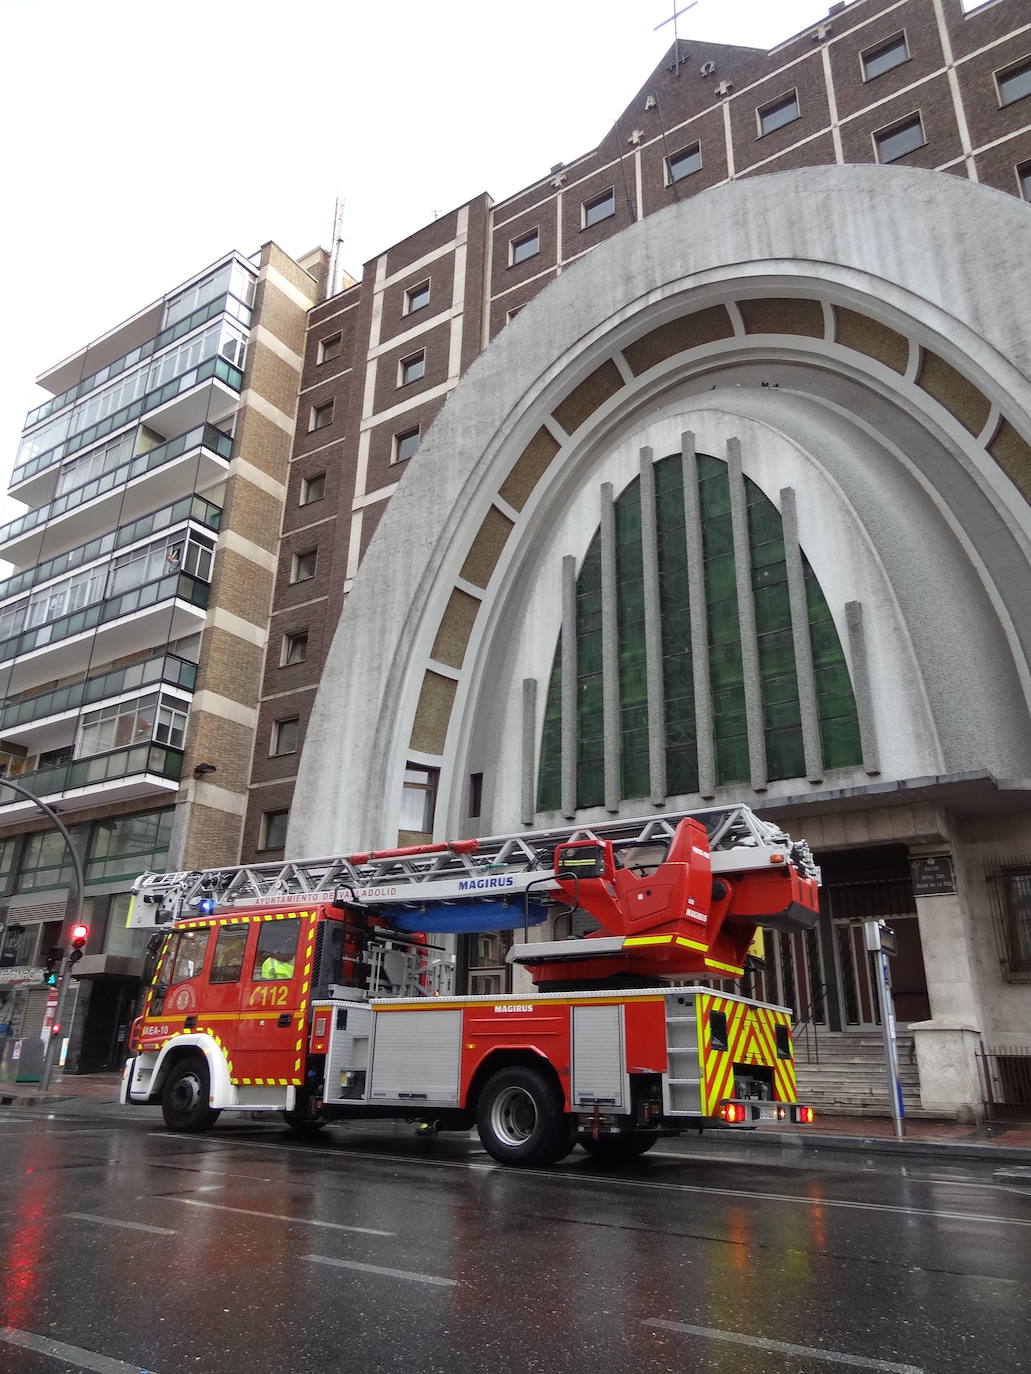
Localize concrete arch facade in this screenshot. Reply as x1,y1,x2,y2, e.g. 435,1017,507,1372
292,163,1031,857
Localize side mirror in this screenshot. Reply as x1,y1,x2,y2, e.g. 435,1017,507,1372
152,981,168,998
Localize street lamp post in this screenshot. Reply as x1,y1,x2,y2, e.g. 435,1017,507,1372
0,778,85,1090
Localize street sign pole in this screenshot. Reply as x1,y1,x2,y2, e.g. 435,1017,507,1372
865,920,904,1140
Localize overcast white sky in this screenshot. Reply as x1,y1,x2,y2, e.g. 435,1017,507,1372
0,0,831,495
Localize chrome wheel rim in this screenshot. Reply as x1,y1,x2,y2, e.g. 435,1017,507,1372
490,1085,538,1146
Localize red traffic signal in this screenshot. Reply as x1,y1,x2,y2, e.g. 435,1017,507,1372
68,923,90,964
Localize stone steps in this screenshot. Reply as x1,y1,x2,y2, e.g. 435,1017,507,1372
792,1031,922,1115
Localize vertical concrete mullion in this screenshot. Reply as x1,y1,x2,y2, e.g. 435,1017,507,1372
640,448,667,805
560,554,578,818
600,483,621,812
727,437,768,792
845,601,881,776
780,486,823,783
682,432,715,799
521,677,538,827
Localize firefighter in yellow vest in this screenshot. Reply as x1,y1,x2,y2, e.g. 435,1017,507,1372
259,926,296,980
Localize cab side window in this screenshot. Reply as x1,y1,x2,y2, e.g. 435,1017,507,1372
253,918,301,981
210,926,249,984
168,930,210,984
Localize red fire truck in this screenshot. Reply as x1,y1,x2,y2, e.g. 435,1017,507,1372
121,805,819,1165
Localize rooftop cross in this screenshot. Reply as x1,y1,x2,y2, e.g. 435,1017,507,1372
654,2,699,77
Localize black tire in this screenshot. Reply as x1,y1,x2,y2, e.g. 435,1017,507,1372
579,1131,658,1162
281,1112,327,1135
476,1064,575,1166
161,1055,221,1133
281,1094,327,1134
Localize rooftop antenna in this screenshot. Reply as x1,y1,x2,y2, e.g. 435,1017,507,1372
327,192,346,297
654,1,698,77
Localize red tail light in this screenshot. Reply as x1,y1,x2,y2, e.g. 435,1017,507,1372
796,1105,815,1124
718,1102,748,1123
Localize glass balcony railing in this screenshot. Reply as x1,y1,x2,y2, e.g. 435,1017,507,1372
0,425,231,547
0,741,183,806
0,494,221,605
0,570,209,665
25,292,251,430
0,653,196,732
13,355,244,488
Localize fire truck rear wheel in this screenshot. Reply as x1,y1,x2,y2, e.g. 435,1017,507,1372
476,1065,574,1166
579,1131,658,1161
161,1056,221,1133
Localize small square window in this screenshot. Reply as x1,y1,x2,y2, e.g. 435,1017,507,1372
300,472,325,505
399,351,425,385
667,143,701,182
260,809,289,851
1019,161,1031,201
582,189,615,228
874,113,925,163
510,229,540,265
862,33,909,81
271,716,299,756
758,92,799,136
998,58,1031,108
393,426,421,463
405,281,430,313
281,630,308,666
309,401,333,432
318,333,342,364
290,549,317,583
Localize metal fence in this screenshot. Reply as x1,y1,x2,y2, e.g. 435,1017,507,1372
978,1046,1031,1123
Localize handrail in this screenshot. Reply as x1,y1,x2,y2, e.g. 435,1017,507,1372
794,981,830,1065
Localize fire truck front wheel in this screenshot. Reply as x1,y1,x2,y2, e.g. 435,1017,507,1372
476,1065,574,1166
161,1055,221,1133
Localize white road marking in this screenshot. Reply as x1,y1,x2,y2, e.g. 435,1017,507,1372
643,1318,924,1373
306,1253,455,1286
162,1195,392,1235
152,1132,1031,1229
66,1212,176,1235
0,1324,158,1373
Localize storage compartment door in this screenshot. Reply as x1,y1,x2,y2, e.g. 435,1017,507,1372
571,1004,627,1110
368,1009,462,1106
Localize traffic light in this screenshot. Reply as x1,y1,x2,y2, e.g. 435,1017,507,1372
44,948,60,986
68,922,89,964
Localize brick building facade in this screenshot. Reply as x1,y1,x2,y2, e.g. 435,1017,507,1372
245,0,1031,864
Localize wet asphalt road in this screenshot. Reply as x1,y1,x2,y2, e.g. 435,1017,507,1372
1,1102,1030,1374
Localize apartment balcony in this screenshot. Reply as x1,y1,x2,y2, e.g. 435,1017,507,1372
12,353,243,508
0,652,195,757
25,290,251,432
0,569,210,698
0,494,221,610
0,741,183,817
0,425,231,566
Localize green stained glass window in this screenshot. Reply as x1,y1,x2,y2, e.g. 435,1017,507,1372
536,448,862,814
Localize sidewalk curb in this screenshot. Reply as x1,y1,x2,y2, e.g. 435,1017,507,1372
1,1091,75,1106
752,1128,1031,1164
